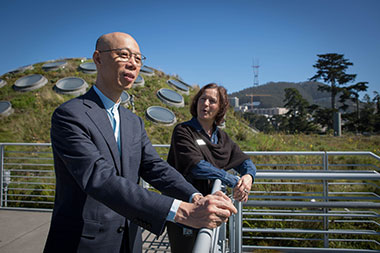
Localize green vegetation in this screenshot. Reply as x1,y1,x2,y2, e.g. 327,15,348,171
0,58,252,145
0,59,95,142
1,57,380,156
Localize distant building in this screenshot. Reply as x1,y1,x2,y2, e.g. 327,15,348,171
235,104,288,116
250,107,288,116
228,96,239,108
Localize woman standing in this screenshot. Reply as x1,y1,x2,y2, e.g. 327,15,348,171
166,83,256,253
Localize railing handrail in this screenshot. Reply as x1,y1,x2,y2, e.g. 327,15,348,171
192,179,223,253
0,142,51,146
256,171,380,180
245,200,380,209
1,143,379,162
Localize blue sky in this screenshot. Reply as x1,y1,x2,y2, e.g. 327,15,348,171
1,0,379,98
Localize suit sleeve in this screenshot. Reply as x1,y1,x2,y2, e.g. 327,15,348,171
136,116,199,201
51,105,196,235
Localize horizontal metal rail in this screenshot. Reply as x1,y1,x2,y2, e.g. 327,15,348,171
244,228,380,235
244,211,380,218
245,200,380,209
256,171,380,180
243,245,380,252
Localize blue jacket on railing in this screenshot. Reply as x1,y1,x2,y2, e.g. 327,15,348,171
187,117,256,188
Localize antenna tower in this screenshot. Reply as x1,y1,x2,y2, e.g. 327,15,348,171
252,57,259,88
246,58,270,110
247,58,260,105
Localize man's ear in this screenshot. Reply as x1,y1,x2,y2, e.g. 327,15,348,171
93,50,101,65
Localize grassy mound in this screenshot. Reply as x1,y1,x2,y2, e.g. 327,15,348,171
0,58,256,145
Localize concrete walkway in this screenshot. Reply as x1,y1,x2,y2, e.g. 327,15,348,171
0,209,51,253
0,209,170,253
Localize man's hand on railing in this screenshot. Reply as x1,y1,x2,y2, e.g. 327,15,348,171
233,174,252,202
174,191,237,229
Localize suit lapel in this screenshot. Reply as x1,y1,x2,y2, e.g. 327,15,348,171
83,88,121,175
119,107,131,177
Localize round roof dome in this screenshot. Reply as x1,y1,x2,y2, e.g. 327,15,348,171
0,79,7,88
42,61,67,71
146,106,176,125
132,75,145,88
8,64,34,74
0,101,14,117
140,65,155,76
79,62,97,74
13,74,48,91
120,91,130,105
54,77,88,96
157,88,184,107
167,79,189,94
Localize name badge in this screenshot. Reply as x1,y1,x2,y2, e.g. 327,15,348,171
196,139,206,145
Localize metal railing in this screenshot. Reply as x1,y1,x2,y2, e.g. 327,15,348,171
1,143,380,252
193,179,224,253
231,151,380,252
0,143,54,211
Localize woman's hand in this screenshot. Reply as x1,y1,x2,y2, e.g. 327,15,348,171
233,174,253,202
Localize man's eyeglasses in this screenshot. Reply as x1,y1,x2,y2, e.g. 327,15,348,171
98,48,146,66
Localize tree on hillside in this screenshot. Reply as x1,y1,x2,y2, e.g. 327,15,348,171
342,90,379,134
374,91,380,113
309,53,357,111
282,88,317,133
242,112,274,133
313,107,333,131
373,92,380,132
363,92,380,133
309,53,357,133
339,81,368,121
357,94,376,133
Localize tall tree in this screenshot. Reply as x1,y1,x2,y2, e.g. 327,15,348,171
373,92,380,133
309,53,356,111
339,81,368,119
313,108,333,131
357,94,376,133
242,112,274,133
373,91,380,114
283,88,316,133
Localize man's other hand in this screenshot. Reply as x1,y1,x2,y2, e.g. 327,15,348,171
174,191,237,229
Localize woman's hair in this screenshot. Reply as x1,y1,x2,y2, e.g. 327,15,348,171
190,83,229,125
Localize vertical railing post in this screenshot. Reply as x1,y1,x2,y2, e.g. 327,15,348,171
234,201,242,253
212,185,227,253
322,152,329,247
0,144,4,208
215,221,226,253
229,208,235,253
193,179,222,253
211,225,219,253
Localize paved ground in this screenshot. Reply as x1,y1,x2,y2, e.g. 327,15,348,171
0,209,170,253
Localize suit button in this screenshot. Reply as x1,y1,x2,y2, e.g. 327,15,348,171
117,226,125,233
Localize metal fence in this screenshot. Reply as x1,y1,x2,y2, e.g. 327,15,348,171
0,143,54,211
233,151,380,252
1,143,380,252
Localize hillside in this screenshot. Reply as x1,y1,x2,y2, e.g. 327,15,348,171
229,81,354,110
0,58,256,145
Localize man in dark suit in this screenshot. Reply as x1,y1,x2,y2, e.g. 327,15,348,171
44,32,236,253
